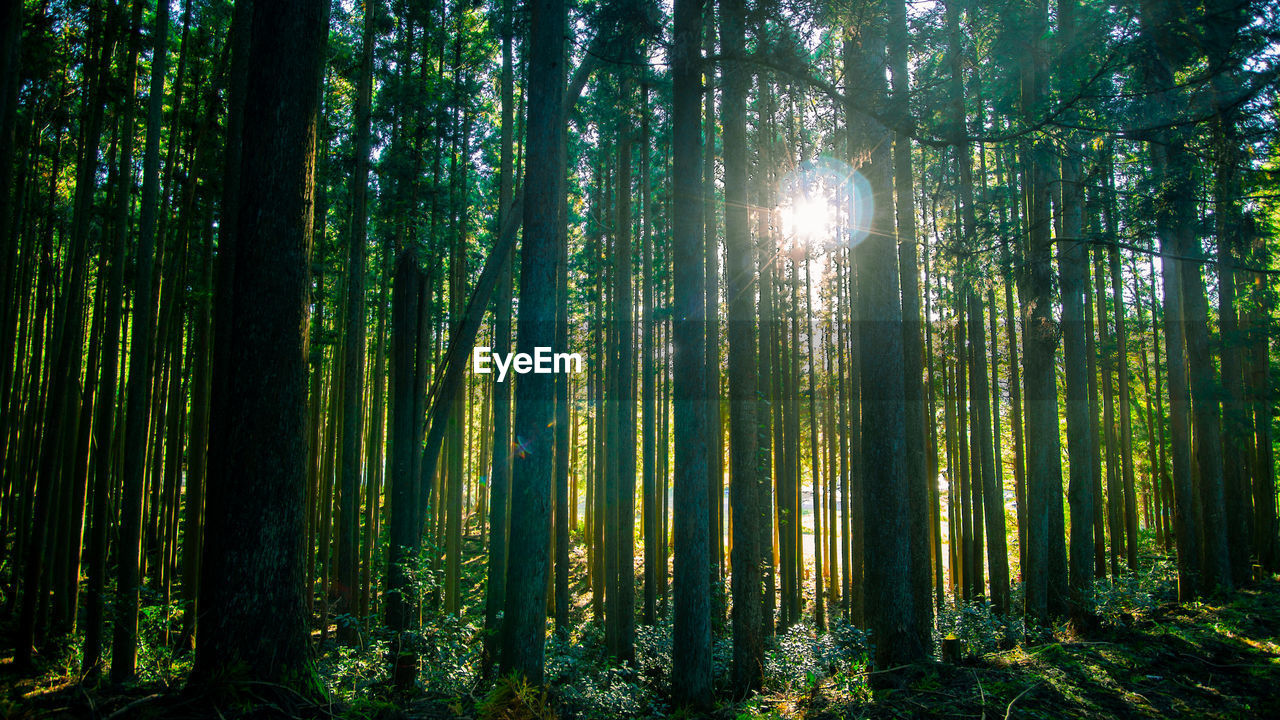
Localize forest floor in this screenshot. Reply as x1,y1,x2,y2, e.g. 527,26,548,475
784,580,1280,720
2,541,1279,719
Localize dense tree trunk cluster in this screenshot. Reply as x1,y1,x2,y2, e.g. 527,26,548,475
0,0,1277,711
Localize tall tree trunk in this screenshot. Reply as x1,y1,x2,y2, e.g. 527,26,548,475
671,0,711,702
483,0,516,665
891,0,927,630
336,0,378,643
1139,0,1203,598
194,0,327,690
1084,234,1106,577
1057,114,1095,629
807,245,823,629
204,0,253,652
1143,0,1234,594
1206,0,1252,583
848,25,923,669
500,0,564,681
82,3,134,672
1057,0,1095,627
722,0,763,692
386,252,422,689
641,82,658,628
757,177,777,637
1002,261,1027,580
553,76,571,630
610,68,637,660
703,2,725,620
112,0,169,680
1018,0,1066,622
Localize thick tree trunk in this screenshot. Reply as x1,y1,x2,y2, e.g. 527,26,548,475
1018,0,1066,622
848,25,923,669
1206,0,1252,584
1140,0,1221,596
1058,138,1095,628
386,252,422,688
892,0,932,638
671,0,711,702
612,68,637,662
194,0,327,690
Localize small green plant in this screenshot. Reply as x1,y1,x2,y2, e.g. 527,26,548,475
1092,557,1175,626
935,595,1021,657
319,639,391,704
478,672,558,720
342,698,405,720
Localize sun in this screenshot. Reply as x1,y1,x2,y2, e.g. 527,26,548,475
779,192,836,246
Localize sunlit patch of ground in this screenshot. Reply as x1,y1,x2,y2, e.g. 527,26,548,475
775,578,1280,720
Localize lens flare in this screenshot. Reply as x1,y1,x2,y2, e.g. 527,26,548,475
777,156,875,248
779,194,835,244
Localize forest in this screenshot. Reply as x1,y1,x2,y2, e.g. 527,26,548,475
1,0,1280,716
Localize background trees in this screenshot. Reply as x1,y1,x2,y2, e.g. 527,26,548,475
0,0,1278,712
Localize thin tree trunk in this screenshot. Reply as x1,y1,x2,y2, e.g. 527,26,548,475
703,3,724,620
500,0,564,681
336,0,378,643
641,82,658,627
112,0,169,679
722,0,763,691
483,0,516,665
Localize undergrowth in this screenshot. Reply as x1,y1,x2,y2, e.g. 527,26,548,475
3,545,1276,720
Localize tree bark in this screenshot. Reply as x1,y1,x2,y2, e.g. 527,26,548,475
1018,0,1066,622
848,24,924,669
194,0,327,690
500,0,564,681
671,0,711,702
722,0,763,692
112,0,168,680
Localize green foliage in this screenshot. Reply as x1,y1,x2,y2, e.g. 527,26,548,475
341,698,406,720
135,599,191,688
935,596,1023,658
763,620,869,692
415,613,482,694
1092,557,1178,628
478,673,558,720
319,639,393,704
544,625,654,719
